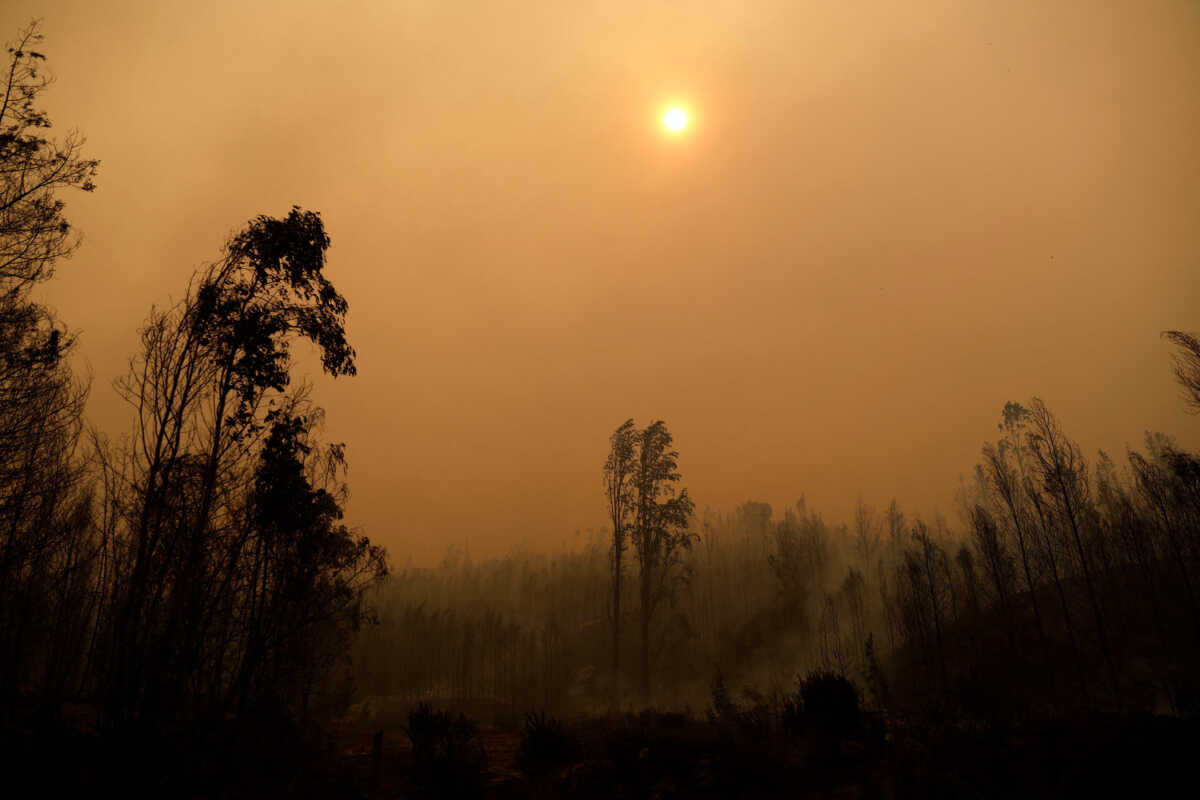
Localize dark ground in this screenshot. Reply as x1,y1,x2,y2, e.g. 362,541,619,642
4,703,1198,798
330,708,1200,799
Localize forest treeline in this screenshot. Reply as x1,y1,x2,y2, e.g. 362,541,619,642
356,398,1200,722
0,21,386,743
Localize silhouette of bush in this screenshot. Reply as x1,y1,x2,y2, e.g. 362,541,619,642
603,713,710,797
492,707,522,731
706,670,735,723
0,704,364,799
591,709,792,798
781,689,805,738
516,711,581,778
799,670,860,739
705,673,774,745
403,703,487,798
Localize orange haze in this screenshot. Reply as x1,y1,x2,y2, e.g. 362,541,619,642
7,0,1200,563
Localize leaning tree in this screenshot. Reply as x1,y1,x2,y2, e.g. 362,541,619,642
100,206,381,722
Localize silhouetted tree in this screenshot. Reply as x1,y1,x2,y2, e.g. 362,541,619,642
233,409,385,719
0,20,97,289
629,420,694,704
1163,330,1200,413
0,20,96,715
768,499,829,619
602,418,636,709
1026,397,1122,706
1129,443,1200,642
981,403,1064,699
913,521,948,691
101,207,362,722
968,503,1016,647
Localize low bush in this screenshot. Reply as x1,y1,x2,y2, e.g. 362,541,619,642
404,703,487,798
517,711,581,778
799,670,860,740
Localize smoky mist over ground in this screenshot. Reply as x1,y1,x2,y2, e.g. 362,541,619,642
9,0,1200,563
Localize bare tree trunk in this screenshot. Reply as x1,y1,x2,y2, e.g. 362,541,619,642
1030,400,1122,707
612,540,621,710
640,562,651,706
915,524,948,692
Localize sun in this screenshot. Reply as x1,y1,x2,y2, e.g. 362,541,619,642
662,107,690,132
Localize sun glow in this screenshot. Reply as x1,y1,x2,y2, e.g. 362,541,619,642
662,107,690,132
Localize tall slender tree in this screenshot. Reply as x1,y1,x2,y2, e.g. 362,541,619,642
629,420,694,704
602,418,636,710
1027,397,1122,707
0,19,97,712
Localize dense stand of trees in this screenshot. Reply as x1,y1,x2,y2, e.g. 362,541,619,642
0,23,385,733
356,392,1200,720
904,398,1200,716
356,497,869,715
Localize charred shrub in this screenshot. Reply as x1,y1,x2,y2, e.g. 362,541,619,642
706,671,735,724
799,670,860,739
517,711,581,779
781,690,804,738
707,673,772,744
734,688,774,743
603,712,708,797
404,703,487,798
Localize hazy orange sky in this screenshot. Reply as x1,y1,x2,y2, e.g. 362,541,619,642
6,0,1200,563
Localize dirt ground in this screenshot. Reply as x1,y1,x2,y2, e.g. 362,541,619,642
333,721,525,797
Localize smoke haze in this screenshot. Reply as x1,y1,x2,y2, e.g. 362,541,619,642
8,0,1200,562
